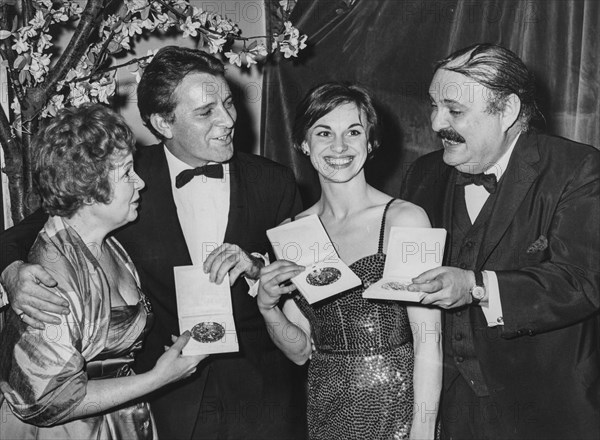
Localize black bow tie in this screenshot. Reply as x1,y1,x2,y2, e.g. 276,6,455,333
175,164,224,188
455,171,498,194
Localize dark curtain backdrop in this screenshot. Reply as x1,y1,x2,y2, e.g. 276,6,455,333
261,0,600,207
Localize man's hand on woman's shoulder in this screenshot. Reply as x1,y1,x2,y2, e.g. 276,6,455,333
2,261,68,329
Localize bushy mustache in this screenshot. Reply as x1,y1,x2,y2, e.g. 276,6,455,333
438,128,466,144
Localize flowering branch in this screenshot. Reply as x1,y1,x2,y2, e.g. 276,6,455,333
65,54,154,85
0,0,307,223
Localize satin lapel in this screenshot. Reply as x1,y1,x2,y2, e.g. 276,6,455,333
144,147,192,265
223,155,247,244
476,133,540,268
441,168,457,265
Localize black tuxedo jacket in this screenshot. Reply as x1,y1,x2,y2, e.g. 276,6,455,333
401,131,600,439
0,145,304,439
117,145,302,372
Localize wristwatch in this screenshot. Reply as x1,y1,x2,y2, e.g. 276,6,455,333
470,271,486,305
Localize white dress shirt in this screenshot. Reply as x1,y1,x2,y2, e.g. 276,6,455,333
164,147,230,266
464,133,521,327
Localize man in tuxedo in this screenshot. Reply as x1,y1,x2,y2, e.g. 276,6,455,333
402,43,599,439
0,46,306,439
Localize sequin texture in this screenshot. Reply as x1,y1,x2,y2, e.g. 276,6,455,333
293,201,414,439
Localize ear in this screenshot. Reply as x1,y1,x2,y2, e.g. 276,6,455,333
301,141,310,156
150,113,173,139
367,143,373,154
500,94,521,132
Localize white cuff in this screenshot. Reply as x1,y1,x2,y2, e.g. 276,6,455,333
245,253,270,297
480,270,504,326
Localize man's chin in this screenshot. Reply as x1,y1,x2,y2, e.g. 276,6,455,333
221,147,234,162
206,146,234,164
442,150,463,167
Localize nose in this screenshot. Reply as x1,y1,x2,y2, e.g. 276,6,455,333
330,136,348,153
133,171,145,191
217,104,236,129
430,107,448,132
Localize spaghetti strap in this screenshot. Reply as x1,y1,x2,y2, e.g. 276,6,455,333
377,199,396,254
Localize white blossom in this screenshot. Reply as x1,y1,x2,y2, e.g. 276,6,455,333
224,51,242,67
125,0,149,13
181,17,202,38
29,11,46,29
89,77,116,103
69,82,92,106
41,94,65,118
12,37,30,54
206,34,228,53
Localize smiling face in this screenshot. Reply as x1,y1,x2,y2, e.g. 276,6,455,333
154,72,236,167
304,103,370,183
89,153,145,231
429,68,518,174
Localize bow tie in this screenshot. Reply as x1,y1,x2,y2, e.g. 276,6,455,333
455,171,498,194
175,163,224,188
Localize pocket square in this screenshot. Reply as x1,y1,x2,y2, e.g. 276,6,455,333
526,235,548,254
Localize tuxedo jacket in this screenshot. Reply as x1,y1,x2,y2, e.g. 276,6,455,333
0,145,304,439
401,130,600,438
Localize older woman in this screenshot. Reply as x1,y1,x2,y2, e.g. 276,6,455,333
258,83,442,439
0,103,204,439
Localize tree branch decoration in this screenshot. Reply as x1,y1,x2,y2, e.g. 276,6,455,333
0,0,307,223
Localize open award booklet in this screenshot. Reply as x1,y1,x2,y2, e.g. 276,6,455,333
363,227,447,302
267,215,362,304
174,265,239,356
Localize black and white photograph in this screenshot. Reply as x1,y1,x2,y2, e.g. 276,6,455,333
1,0,598,439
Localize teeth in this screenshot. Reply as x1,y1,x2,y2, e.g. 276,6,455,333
443,139,461,145
325,157,353,166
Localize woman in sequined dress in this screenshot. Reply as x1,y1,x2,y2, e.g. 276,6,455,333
257,83,442,439
0,104,205,439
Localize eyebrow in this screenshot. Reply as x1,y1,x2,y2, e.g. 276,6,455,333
429,96,467,108
116,159,134,169
441,98,465,106
313,122,364,130
192,102,214,112
192,94,233,113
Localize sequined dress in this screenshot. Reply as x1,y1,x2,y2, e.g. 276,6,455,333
294,200,414,439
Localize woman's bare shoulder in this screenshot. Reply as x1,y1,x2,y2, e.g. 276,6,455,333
386,198,431,228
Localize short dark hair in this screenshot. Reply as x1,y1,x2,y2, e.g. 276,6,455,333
434,43,541,130
137,46,226,139
32,103,136,217
292,82,381,153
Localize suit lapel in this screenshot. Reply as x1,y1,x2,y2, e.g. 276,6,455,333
224,155,248,244
476,132,540,268
144,146,192,265
441,168,457,265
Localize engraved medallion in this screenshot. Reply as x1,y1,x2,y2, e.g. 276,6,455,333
191,322,226,343
306,267,342,286
382,281,408,291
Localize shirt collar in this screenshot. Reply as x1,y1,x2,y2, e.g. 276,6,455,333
484,131,521,181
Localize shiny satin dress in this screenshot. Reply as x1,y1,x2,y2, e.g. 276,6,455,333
0,216,157,439
294,200,414,439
